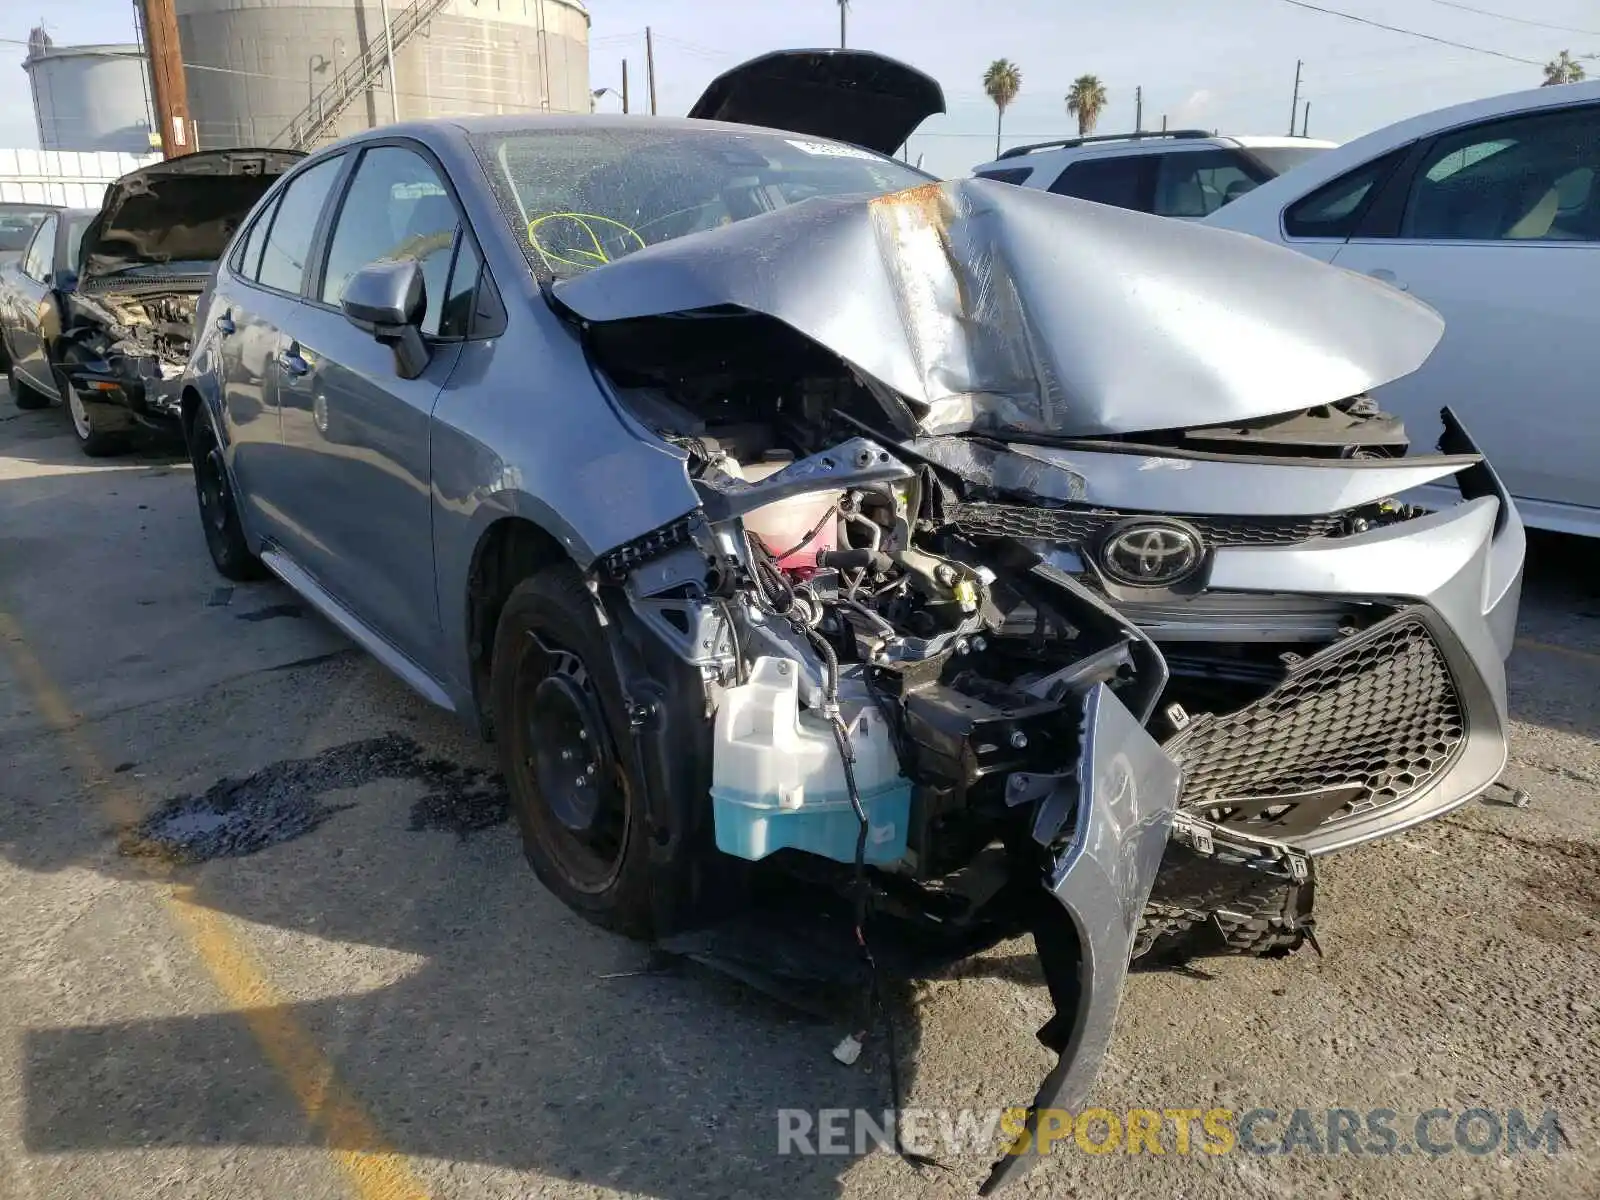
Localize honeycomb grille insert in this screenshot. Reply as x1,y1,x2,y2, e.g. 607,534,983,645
1166,612,1465,829
948,502,1344,547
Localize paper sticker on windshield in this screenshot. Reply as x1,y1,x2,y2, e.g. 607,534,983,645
786,138,879,161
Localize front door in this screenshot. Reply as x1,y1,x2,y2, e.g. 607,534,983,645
8,214,57,394
1330,102,1600,514
273,141,469,671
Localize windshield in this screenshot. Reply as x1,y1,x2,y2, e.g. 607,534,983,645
0,205,58,254
1244,146,1332,178
470,127,932,279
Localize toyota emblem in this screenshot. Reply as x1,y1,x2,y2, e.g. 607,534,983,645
1099,519,1204,586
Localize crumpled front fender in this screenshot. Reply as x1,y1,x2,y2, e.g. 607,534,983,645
983,682,1180,1193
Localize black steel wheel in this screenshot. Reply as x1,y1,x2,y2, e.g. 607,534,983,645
492,566,655,937
189,405,266,581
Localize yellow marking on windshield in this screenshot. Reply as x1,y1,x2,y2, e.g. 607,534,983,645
527,212,645,273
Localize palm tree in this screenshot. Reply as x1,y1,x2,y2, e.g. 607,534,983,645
838,0,849,48
1542,50,1586,86
1066,75,1108,136
982,59,1022,159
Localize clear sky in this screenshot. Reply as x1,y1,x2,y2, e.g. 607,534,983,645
2,0,1595,176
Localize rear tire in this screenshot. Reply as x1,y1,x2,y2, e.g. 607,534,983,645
492,566,657,938
189,404,266,581
7,364,50,410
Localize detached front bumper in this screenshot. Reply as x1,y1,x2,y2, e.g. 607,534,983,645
62,357,184,432
983,682,1180,1193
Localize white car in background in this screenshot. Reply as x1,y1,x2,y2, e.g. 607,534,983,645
1208,80,1600,537
971,130,1338,218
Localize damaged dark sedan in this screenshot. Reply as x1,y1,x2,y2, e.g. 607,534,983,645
50,148,300,454
178,51,1524,1191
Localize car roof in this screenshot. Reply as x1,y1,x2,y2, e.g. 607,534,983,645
971,132,1337,173
354,112,870,142
1229,135,1340,150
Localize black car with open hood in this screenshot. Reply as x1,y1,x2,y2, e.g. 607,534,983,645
57,148,301,455
688,48,946,154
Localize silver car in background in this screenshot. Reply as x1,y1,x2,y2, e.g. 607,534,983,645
176,50,1523,1191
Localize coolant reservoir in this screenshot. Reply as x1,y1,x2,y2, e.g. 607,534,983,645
739,456,840,571
711,656,911,864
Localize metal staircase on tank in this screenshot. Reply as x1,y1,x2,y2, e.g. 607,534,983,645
275,0,452,151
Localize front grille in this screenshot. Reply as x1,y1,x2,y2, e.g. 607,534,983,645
1165,610,1465,832
948,502,1344,547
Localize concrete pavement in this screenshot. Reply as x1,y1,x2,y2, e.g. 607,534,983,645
1,392,1595,1199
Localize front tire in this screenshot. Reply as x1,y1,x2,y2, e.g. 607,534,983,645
189,404,266,581
61,371,131,457
492,566,657,938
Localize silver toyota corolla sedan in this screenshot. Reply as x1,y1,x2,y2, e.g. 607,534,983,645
178,50,1524,1190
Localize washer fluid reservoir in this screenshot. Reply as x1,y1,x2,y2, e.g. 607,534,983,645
711,656,911,864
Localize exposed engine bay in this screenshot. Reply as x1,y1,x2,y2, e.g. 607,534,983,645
565,299,1519,1190
72,287,200,367
52,147,299,430
62,283,201,411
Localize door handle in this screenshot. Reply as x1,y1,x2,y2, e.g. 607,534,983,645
1366,268,1409,292
278,347,309,377
216,310,236,335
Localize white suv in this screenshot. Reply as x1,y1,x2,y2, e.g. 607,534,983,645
971,130,1338,219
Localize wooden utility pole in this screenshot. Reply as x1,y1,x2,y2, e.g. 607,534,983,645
621,59,629,113
1288,59,1302,136
1134,85,1142,132
141,0,194,156
645,27,657,115
1301,102,1311,137
839,0,848,48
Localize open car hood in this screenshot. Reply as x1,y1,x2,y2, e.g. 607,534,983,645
80,149,303,281
687,49,945,155
552,177,1446,439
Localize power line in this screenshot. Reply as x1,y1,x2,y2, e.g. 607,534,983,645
1267,0,1545,65
1416,0,1600,38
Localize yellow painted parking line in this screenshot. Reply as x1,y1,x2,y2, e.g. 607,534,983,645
0,609,431,1200
1515,637,1600,669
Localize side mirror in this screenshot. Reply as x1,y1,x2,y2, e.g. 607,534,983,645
340,258,431,380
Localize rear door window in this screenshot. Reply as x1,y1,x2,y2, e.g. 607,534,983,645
1047,155,1151,211
1400,105,1600,241
232,194,280,281
255,155,344,293
1153,149,1266,217
317,144,460,334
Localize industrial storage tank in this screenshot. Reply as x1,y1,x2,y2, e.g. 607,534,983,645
22,29,157,154
175,0,591,151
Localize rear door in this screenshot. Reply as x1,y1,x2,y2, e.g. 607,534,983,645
272,140,470,668
8,215,57,393
215,154,348,542
1330,102,1600,513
